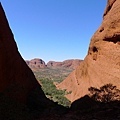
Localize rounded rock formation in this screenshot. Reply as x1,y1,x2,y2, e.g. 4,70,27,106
47,59,82,69
26,58,47,70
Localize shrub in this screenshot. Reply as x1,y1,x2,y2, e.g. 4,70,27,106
88,84,120,103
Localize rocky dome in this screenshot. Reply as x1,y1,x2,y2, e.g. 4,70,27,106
47,59,82,69
26,59,82,71
57,0,120,102
26,58,47,70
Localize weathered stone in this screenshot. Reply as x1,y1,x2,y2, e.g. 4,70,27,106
57,0,120,102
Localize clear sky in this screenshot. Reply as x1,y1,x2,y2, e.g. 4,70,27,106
1,0,107,63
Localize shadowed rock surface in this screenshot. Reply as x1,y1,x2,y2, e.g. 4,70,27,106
0,2,57,119
57,0,120,102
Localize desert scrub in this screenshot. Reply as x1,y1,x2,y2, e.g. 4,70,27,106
33,67,73,83
39,78,71,107
88,84,120,103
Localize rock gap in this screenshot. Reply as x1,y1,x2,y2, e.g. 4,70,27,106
93,46,98,52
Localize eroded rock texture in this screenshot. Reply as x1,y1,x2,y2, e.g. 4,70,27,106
57,0,120,102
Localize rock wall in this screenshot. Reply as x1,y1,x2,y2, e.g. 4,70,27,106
57,0,120,102
0,2,49,107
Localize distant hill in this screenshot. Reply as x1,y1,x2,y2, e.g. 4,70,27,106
25,58,82,71
26,58,47,70
47,59,82,69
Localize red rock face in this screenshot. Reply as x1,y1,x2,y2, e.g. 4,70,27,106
0,3,47,105
57,0,120,102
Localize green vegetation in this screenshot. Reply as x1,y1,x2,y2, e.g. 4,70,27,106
39,78,71,107
34,67,73,83
88,84,120,103
33,67,72,107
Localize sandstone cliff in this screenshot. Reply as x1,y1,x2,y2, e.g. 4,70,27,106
57,0,120,102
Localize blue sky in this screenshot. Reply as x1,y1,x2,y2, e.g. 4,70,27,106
1,0,107,63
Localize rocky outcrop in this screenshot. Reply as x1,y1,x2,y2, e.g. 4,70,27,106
0,2,52,116
47,59,82,69
26,58,47,70
57,0,120,102
26,59,82,71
